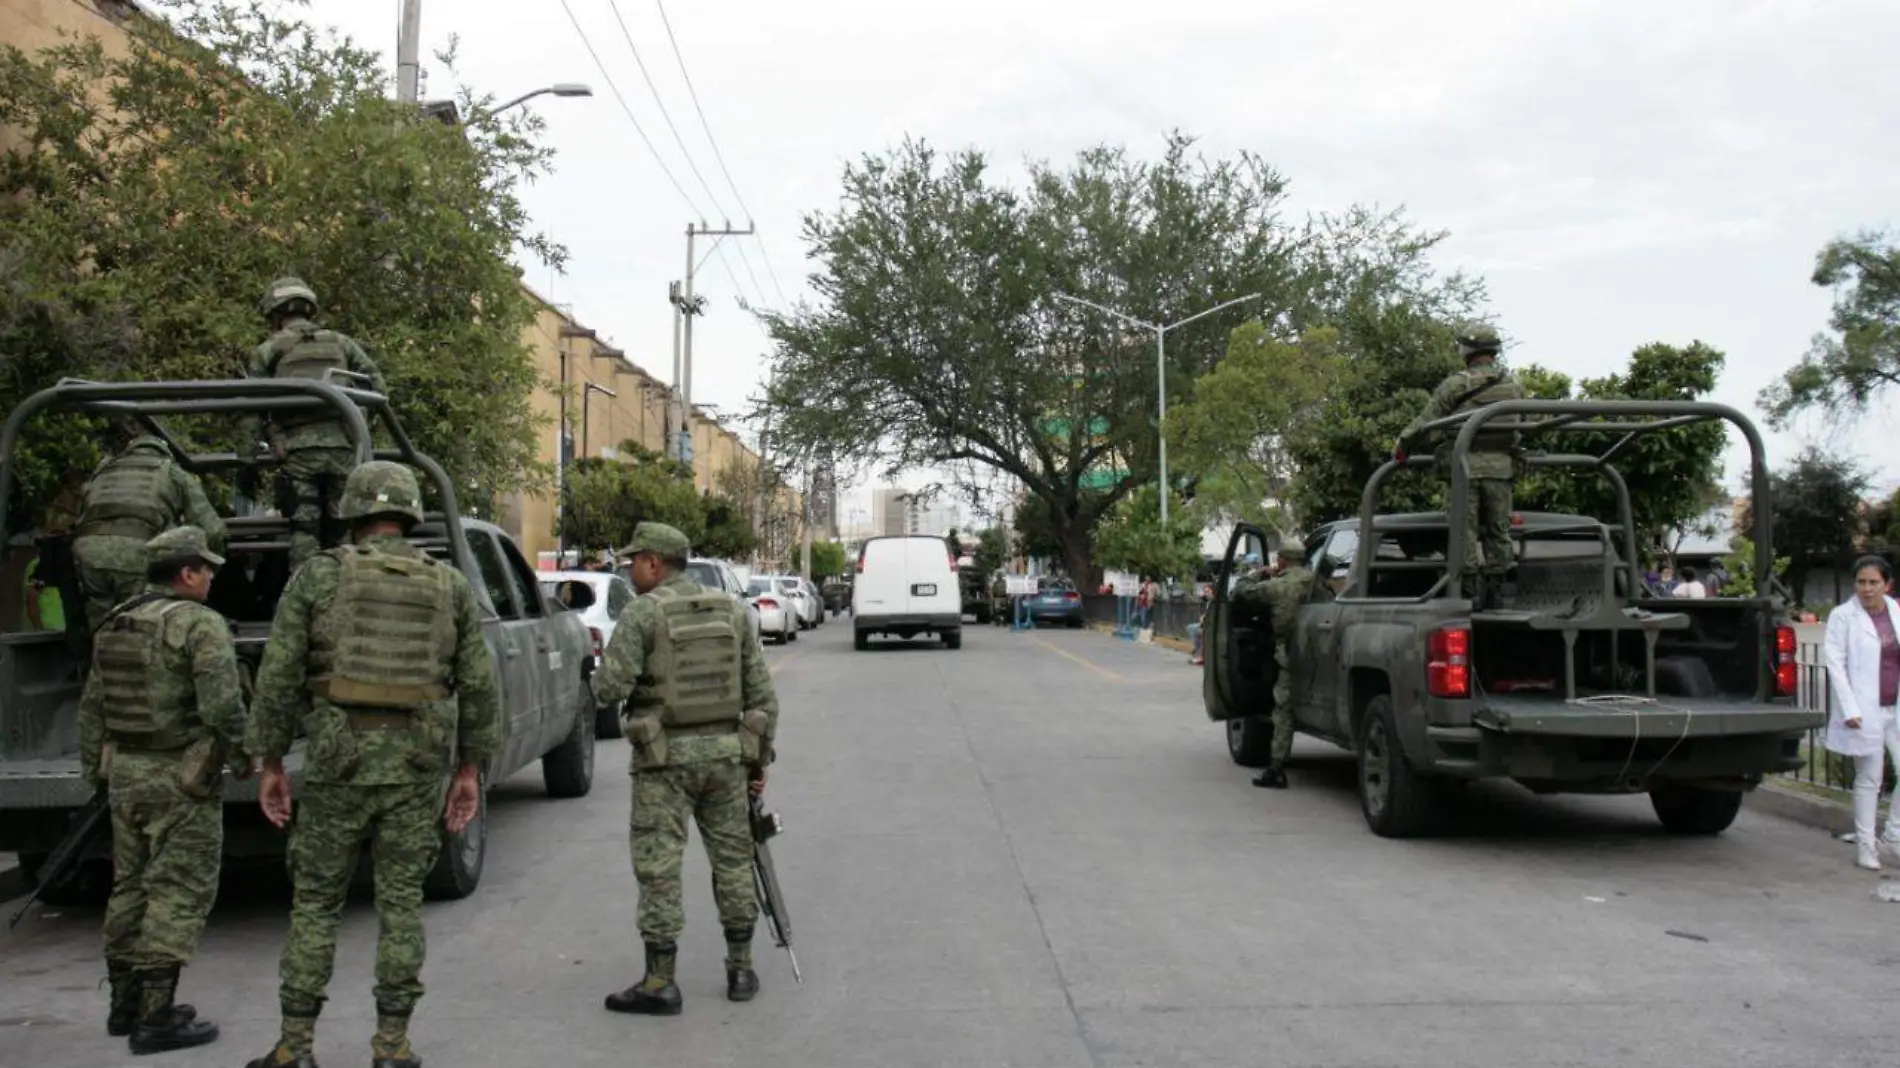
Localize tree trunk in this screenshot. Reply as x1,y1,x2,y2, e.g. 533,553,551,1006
1054,513,1098,591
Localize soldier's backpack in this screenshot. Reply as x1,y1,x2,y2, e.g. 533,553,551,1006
75,447,174,539
93,595,200,749
265,324,353,428
642,584,744,728
320,545,457,709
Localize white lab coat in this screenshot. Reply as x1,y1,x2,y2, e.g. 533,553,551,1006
1824,595,1900,757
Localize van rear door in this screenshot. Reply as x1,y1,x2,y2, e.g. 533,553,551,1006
855,537,907,616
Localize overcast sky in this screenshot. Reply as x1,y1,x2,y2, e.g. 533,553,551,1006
311,0,1900,524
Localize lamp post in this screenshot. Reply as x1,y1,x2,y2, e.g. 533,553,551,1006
488,82,593,118
1051,291,1266,525
580,381,617,462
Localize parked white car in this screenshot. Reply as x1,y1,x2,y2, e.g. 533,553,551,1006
745,575,799,644
776,574,825,630
540,569,638,737
852,535,962,650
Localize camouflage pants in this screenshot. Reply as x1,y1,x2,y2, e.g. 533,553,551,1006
1464,478,1515,576
631,758,756,945
280,447,356,572
1269,643,1295,767
73,534,147,633
278,780,442,1014
102,755,223,969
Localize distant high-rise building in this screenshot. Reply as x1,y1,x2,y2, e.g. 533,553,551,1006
872,487,909,537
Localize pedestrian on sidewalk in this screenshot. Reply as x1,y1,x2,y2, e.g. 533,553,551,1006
1823,554,1900,871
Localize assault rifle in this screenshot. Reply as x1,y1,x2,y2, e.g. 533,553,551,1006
8,786,109,928
749,794,801,983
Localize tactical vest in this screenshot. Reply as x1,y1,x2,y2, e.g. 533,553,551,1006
93,595,200,749
76,449,172,539
317,546,456,709
634,584,745,728
1450,370,1525,453
268,324,351,427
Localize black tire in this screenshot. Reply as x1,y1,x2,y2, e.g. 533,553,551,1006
1068,617,1083,629
1356,694,1438,838
854,631,870,651
424,778,487,901
543,688,597,799
1226,715,1274,768
1649,784,1744,835
787,628,798,643
594,696,623,739
942,628,962,650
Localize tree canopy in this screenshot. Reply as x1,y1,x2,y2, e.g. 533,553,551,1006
1760,230,1900,428
560,444,704,558
1740,447,1870,604
1092,485,1203,583
0,0,561,529
755,134,1479,583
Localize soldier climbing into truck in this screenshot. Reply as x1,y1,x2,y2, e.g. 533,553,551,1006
1202,397,1823,839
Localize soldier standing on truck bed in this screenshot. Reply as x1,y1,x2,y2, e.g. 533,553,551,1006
78,525,249,1055
73,421,228,634
590,521,780,1015
241,276,387,572
1394,323,1525,610
1232,536,1310,790
245,461,500,1068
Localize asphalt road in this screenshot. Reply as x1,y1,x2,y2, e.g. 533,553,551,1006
2,617,1895,1068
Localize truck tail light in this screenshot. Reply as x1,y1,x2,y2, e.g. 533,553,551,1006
1773,624,1797,697
587,627,603,659
1426,624,1471,699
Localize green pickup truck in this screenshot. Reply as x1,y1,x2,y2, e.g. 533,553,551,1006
1203,398,1820,838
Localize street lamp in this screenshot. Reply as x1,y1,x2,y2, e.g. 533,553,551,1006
490,82,593,117
580,381,618,461
1051,291,1265,525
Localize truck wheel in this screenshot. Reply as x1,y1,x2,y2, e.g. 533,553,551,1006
943,628,962,650
1649,785,1743,835
1356,694,1438,838
855,631,870,651
424,779,488,901
544,687,597,799
1226,715,1274,767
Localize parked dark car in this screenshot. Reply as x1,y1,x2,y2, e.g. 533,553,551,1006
821,579,852,616
1026,580,1085,627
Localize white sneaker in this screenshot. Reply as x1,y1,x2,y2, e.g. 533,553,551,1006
1857,847,1883,872
1881,826,1900,845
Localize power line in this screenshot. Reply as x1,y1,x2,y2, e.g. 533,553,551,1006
653,0,792,308
604,0,730,220
557,0,706,219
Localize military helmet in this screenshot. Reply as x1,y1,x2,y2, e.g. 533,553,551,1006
259,276,319,319
1277,535,1306,559
1455,322,1502,359
337,461,425,525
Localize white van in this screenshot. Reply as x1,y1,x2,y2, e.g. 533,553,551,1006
852,535,963,650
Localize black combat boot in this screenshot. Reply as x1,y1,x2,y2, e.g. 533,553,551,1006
604,941,683,1015
370,1000,422,1068
107,960,196,1036
724,925,759,1002
127,964,218,1055
1251,765,1288,789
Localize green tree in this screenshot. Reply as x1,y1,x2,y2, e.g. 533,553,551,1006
1092,485,1203,583
1760,231,1900,427
1167,324,1346,533
975,525,1009,576
1720,535,1791,600
560,444,705,557
1740,447,1870,604
697,492,759,561
0,0,560,534
808,540,847,578
755,135,1475,585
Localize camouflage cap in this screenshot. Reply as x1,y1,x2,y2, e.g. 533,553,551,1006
616,521,692,561
337,460,425,524
1277,535,1306,558
147,525,224,568
1455,322,1502,356
259,276,319,318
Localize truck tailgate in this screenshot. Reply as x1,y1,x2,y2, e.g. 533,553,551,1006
1473,694,1822,738
0,749,308,808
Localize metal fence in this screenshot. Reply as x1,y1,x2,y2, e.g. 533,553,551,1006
1079,594,1204,643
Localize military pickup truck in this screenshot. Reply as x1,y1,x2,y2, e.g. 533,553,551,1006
1204,399,1821,838
0,376,601,901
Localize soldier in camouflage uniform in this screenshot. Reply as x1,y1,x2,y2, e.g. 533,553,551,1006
246,461,500,1068
1231,537,1311,789
241,277,387,572
591,521,779,1015
1395,323,1526,609
73,423,227,634
77,526,248,1055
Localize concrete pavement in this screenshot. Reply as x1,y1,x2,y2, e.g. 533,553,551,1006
1,616,1894,1067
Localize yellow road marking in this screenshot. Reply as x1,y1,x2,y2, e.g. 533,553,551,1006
769,648,804,676
1030,636,1125,683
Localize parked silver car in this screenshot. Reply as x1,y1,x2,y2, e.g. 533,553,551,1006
746,576,799,644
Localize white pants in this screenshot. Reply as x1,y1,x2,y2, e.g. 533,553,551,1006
1851,715,1900,849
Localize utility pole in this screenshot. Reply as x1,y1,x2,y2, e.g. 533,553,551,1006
754,363,773,570
396,0,422,103
671,220,755,482
801,452,815,582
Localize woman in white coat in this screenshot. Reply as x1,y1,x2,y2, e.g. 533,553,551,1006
1823,555,1900,870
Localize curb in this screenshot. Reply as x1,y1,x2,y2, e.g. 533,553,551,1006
1086,621,1194,654
1749,780,1875,837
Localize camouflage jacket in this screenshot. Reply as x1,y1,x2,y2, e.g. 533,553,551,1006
249,532,501,784
76,437,228,552
240,317,387,452
592,572,778,766
76,585,247,787
1232,565,1313,646
1397,365,1526,479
